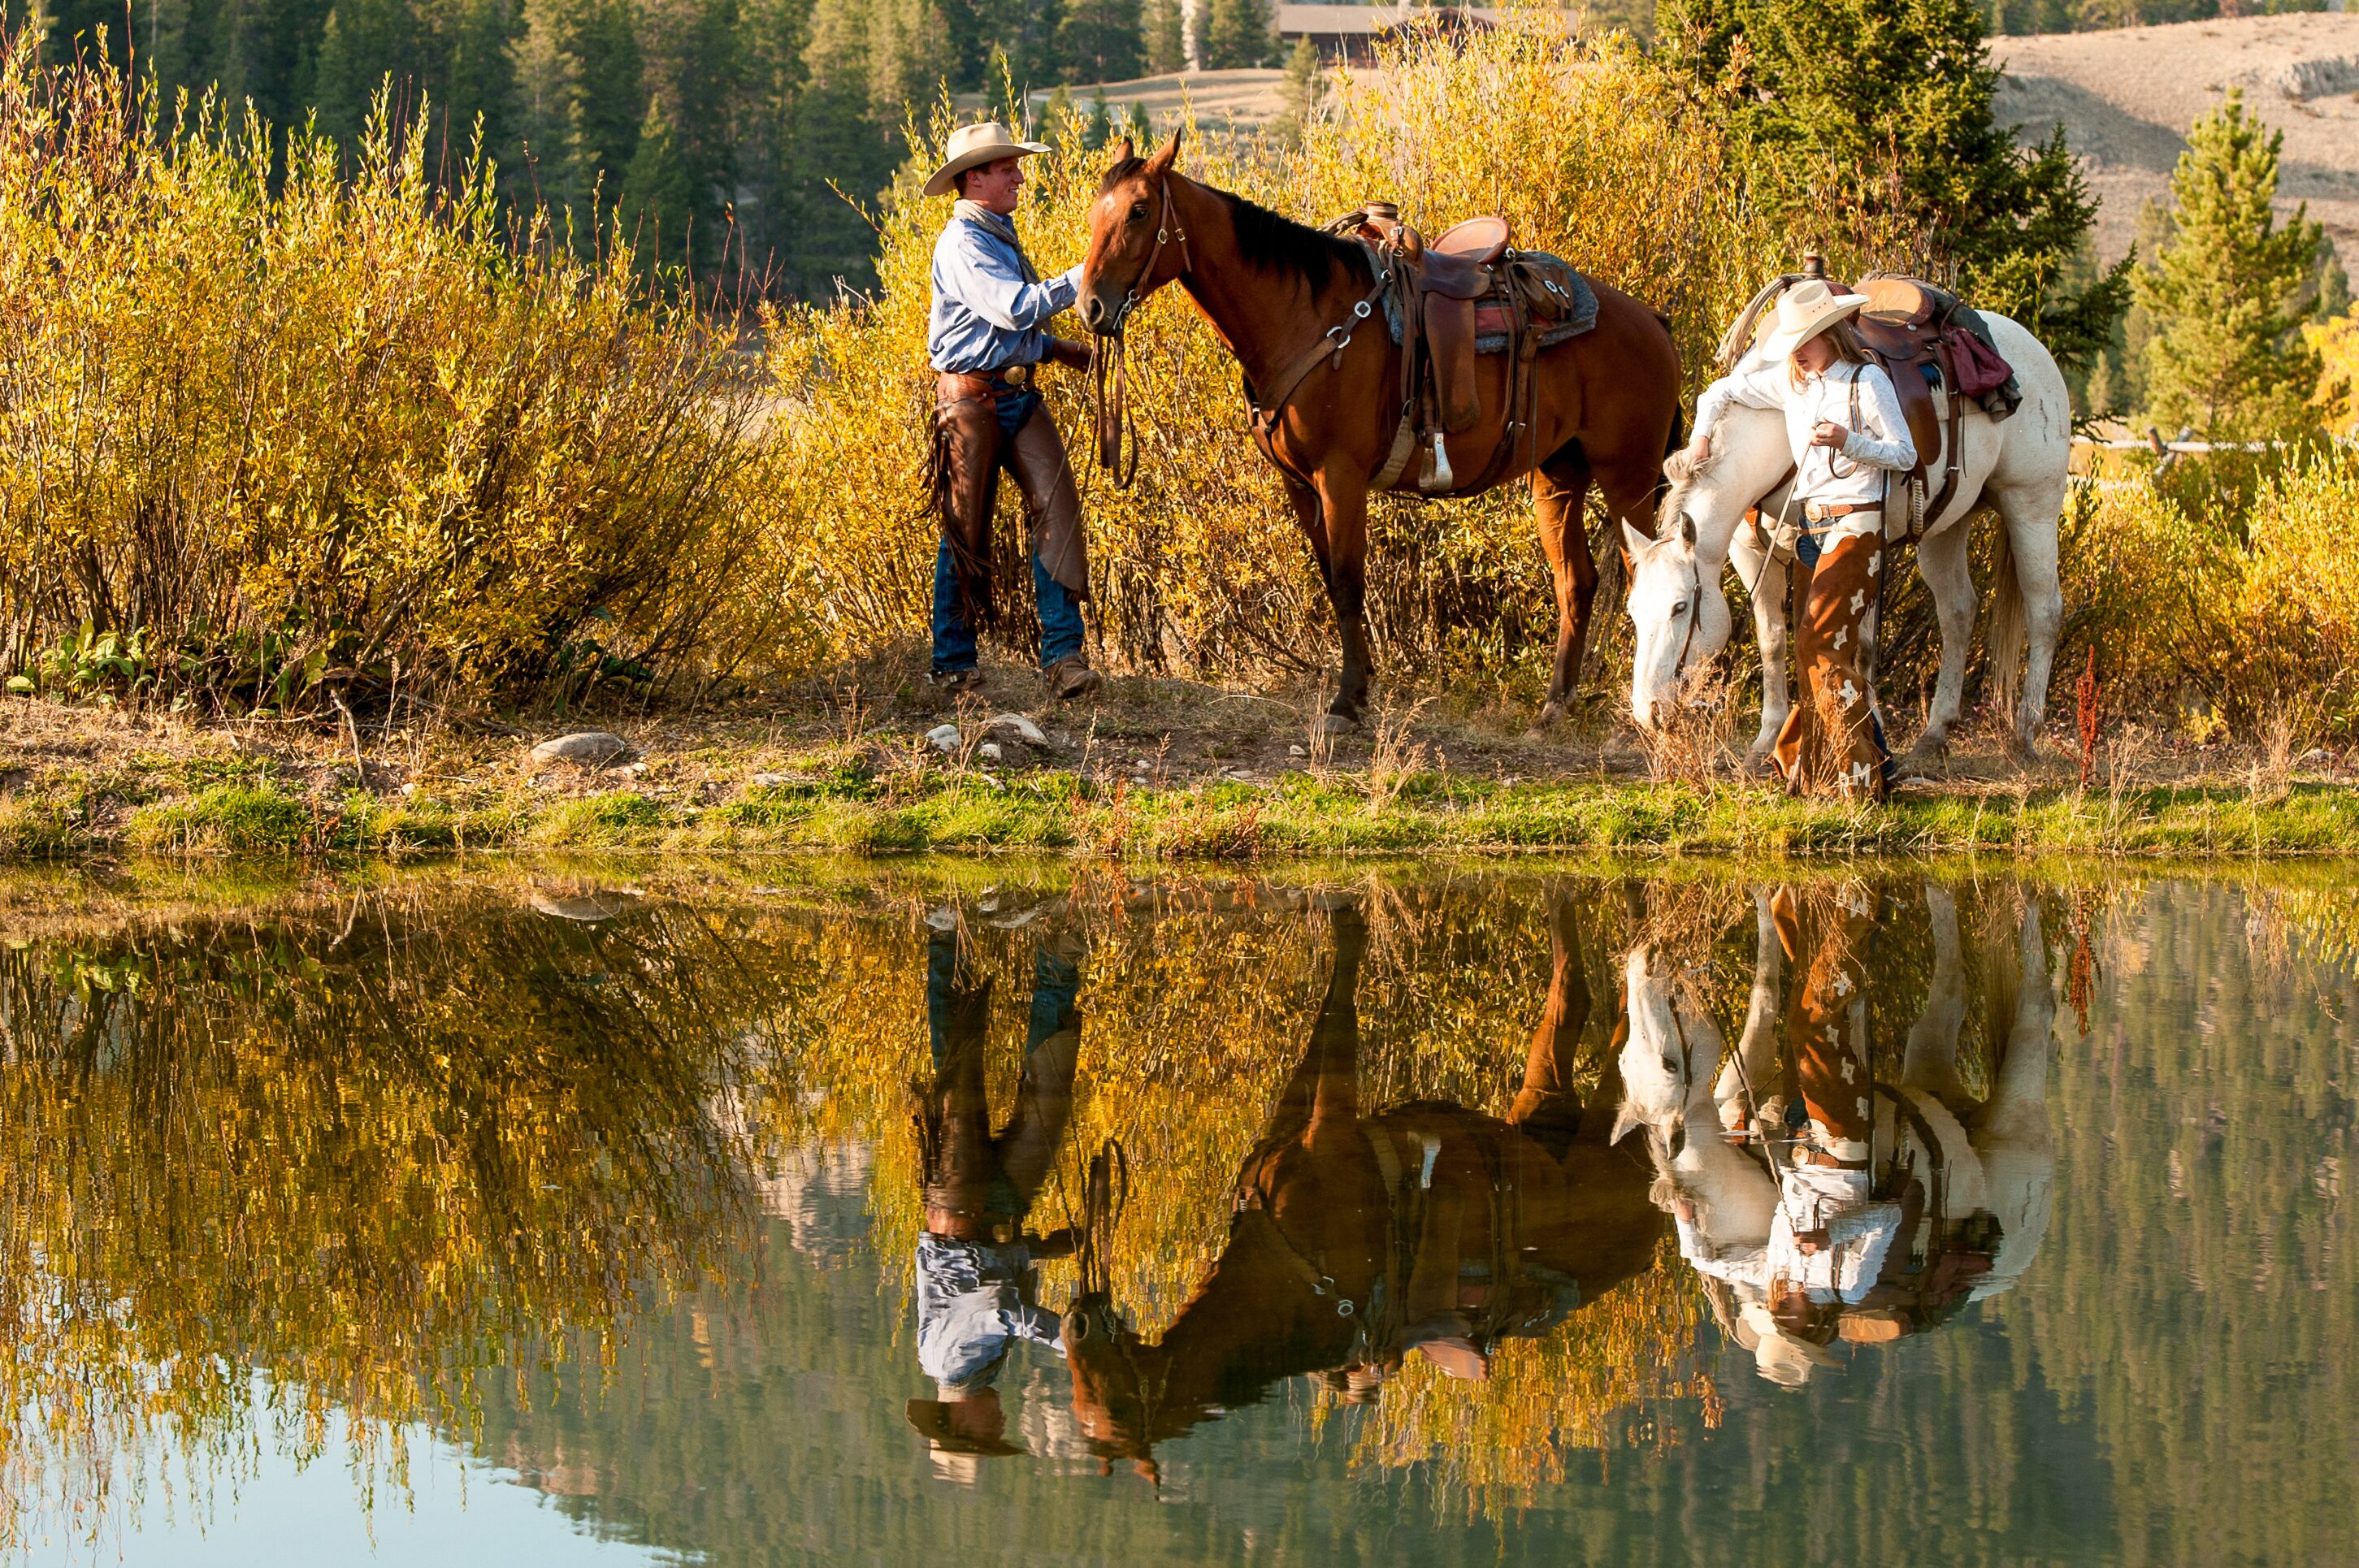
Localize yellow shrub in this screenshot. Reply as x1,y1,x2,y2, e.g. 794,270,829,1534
0,43,770,710
2059,451,2359,737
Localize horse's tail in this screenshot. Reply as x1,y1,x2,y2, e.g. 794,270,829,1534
1985,518,2025,726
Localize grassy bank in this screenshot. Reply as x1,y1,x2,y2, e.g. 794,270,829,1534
5,691,2354,862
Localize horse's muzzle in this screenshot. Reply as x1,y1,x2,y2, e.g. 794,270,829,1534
1080,295,1111,333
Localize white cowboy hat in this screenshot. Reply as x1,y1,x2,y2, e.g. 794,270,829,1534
1754,277,1871,359
1738,1301,1841,1389
922,121,1053,197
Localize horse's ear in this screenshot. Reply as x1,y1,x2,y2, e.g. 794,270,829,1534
1611,1100,1645,1146
1111,135,1135,167
1679,512,1698,549
1144,128,1182,176
1620,519,1651,561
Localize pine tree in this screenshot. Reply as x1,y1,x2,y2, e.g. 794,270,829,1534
1656,0,2128,372
2084,349,2115,419
793,0,890,292
1141,0,1182,75
506,0,583,211
444,0,521,167
310,0,421,148
1056,0,1142,84
618,96,697,265
566,0,644,205
2136,89,2324,440
1278,34,1320,124
1203,0,1269,68
1083,84,1112,147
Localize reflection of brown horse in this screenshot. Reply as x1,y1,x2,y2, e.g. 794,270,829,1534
1061,895,1662,1476
1078,134,1683,727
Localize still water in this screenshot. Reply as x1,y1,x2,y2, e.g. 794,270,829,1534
2,865,2354,1565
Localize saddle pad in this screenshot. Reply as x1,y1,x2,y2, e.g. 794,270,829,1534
1382,254,1598,354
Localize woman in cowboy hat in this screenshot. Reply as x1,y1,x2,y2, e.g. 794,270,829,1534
1687,279,1917,799
923,121,1104,702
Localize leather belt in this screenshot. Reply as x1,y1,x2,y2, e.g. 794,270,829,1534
936,362,1034,403
1803,500,1878,522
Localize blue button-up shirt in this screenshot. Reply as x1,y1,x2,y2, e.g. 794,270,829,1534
927,214,1084,375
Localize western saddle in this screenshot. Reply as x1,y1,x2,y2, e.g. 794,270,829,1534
1717,254,2020,534
1246,202,1594,496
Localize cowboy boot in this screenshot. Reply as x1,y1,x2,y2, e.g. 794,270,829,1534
1046,655,1102,700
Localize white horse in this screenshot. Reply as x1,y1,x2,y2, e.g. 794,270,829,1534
1623,310,2072,765
1612,920,1779,1252
1615,886,2058,1307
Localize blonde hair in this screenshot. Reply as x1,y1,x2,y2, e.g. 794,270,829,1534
1789,317,1871,388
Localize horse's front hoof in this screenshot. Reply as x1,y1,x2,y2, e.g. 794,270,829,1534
1531,700,1569,734
1312,713,1360,738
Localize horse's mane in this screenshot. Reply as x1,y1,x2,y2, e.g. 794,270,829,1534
1099,158,1359,297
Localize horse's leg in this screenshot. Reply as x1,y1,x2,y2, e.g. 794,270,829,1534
1971,896,2058,1293
1303,903,1368,1147
1732,533,1792,764
1307,470,1374,726
1904,521,1980,764
1711,886,1784,1125
1533,446,1597,728
1509,888,1595,1141
1898,883,1971,1103
1990,476,2067,762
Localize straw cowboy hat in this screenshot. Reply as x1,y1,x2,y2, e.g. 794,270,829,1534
923,121,1053,197
1737,1300,1841,1389
904,1396,1026,1457
1755,277,1871,359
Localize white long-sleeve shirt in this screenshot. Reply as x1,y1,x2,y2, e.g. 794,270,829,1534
1695,359,1918,515
1675,1163,1902,1306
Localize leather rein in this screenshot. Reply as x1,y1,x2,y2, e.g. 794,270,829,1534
1091,180,1191,488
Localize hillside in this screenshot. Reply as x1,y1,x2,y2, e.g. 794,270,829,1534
1992,11,2359,259
1039,15,2359,262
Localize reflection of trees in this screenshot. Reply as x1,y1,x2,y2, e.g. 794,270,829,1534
0,890,782,1546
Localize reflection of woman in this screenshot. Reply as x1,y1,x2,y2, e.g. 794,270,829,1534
903,921,1083,1464
1649,883,2055,1387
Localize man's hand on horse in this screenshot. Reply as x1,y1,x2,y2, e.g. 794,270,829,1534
1045,336,1092,372
1809,420,1851,451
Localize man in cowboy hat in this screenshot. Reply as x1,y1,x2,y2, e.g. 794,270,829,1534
923,121,1103,701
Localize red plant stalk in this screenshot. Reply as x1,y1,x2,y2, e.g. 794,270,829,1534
2075,647,2101,790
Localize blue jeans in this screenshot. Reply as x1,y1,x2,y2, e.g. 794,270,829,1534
932,388,1086,675
932,535,1086,674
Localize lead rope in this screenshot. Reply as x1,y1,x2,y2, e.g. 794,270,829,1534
1091,183,1189,491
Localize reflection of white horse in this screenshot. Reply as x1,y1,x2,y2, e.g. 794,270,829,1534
1615,886,2058,1383
1623,310,2072,765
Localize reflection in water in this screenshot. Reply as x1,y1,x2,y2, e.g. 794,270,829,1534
1620,884,2056,1387
2,868,2354,1562
1061,895,1659,1479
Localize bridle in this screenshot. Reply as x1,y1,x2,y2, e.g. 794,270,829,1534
1091,179,1191,488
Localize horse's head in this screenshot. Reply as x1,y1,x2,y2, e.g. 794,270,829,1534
1060,1293,1169,1478
1622,513,1719,731
1612,946,1704,1161
1078,131,1186,336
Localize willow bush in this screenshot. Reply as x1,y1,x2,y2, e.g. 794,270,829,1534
759,26,1806,703
2059,450,2359,740
0,41,771,713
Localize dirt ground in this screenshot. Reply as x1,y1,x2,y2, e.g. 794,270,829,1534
2,645,2344,842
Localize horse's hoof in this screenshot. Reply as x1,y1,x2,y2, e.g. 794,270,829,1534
1529,701,1568,735
1312,713,1360,738
2003,735,2040,769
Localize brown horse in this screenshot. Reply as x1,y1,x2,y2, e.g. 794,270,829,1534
1060,894,1663,1478
1077,132,1685,728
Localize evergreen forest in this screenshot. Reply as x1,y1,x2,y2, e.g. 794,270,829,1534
6,0,2339,297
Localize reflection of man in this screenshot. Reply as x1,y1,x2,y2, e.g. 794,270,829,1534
904,920,1084,1467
